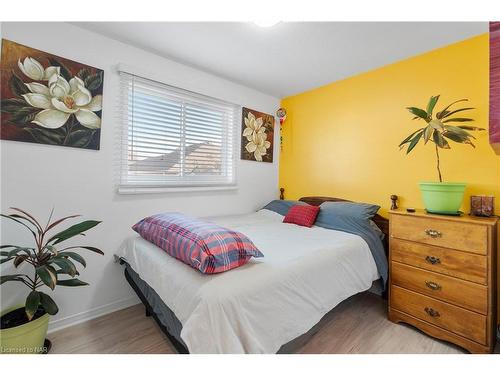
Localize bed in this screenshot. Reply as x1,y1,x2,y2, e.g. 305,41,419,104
117,196,390,354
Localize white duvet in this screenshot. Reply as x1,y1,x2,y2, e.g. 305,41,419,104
119,209,379,353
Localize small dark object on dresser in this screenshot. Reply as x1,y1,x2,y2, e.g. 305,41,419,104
390,195,398,210
406,208,416,213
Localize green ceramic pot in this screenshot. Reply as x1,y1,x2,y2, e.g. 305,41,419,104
0,304,49,354
419,182,466,215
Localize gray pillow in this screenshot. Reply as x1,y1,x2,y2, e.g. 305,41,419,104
315,201,382,240
317,201,380,223
261,200,307,216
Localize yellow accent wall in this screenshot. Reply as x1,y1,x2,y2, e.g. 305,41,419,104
279,33,500,215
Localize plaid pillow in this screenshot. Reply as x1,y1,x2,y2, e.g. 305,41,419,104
283,205,320,228
133,213,263,274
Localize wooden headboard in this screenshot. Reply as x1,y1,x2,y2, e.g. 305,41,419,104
279,191,393,256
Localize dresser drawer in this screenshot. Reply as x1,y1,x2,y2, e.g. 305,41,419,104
390,285,487,344
390,238,487,284
391,214,488,255
391,262,488,314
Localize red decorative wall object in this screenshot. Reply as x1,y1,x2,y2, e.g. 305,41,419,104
490,22,500,153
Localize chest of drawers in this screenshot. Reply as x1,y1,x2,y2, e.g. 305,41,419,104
388,209,497,353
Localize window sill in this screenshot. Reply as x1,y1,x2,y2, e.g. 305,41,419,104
117,185,238,195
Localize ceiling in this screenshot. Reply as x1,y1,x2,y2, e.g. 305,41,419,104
74,22,488,98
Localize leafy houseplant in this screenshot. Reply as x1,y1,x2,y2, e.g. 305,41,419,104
0,208,103,354
399,96,484,214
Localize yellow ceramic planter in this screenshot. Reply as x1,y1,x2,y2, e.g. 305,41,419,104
0,305,49,354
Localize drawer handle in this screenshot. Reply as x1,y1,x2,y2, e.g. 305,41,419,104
424,307,440,318
425,281,441,291
425,256,441,265
424,229,442,238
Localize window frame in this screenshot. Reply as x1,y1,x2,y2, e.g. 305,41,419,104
117,68,239,194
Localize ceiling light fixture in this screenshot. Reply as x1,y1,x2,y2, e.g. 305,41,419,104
253,21,280,28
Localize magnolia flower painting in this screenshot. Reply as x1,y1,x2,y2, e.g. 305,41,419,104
1,39,103,150
240,107,274,163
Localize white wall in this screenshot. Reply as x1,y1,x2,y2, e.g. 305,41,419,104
0,22,280,331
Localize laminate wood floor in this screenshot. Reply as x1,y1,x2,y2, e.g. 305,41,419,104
48,292,499,354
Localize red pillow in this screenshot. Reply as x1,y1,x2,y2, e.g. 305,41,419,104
283,205,320,228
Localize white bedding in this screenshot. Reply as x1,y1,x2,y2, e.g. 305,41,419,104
118,209,379,353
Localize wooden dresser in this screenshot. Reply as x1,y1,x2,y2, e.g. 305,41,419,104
388,209,498,353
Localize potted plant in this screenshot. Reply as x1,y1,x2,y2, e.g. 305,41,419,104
399,95,484,214
0,208,103,354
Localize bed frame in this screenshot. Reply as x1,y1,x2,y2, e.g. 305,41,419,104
121,192,394,354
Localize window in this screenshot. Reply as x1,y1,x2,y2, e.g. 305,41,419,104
118,71,238,193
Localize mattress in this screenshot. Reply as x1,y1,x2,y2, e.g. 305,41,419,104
118,209,379,353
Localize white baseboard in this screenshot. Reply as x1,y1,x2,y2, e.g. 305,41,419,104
47,296,140,333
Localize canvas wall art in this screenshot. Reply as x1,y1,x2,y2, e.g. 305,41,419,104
490,22,500,151
240,107,274,162
1,39,103,150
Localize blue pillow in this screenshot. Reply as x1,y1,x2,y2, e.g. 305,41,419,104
317,201,380,224
261,200,307,216
318,202,380,224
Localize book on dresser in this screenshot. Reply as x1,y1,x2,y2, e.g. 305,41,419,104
388,209,498,354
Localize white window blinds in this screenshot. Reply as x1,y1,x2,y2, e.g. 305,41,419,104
118,71,238,193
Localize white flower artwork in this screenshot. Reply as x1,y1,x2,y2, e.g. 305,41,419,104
1,39,104,150
240,108,274,163
22,74,102,130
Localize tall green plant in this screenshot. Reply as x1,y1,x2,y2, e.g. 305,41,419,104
399,95,484,182
0,208,103,320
